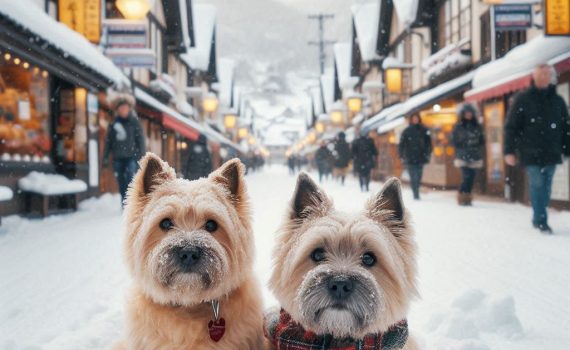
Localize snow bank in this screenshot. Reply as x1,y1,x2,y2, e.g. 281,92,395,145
423,289,524,349
0,186,14,201
18,172,87,195
0,0,129,87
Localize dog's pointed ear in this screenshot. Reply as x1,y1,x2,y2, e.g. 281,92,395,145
290,173,331,221
210,158,247,205
129,153,176,201
367,178,406,231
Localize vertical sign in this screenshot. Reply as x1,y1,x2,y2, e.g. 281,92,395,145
58,0,101,43
545,0,570,36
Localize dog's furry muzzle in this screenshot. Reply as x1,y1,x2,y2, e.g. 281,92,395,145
149,231,228,291
295,265,384,337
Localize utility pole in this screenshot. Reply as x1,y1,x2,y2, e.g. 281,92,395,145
308,13,335,75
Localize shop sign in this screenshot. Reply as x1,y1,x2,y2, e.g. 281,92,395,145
545,0,570,36
105,49,155,69
494,4,532,31
58,0,101,43
103,20,148,49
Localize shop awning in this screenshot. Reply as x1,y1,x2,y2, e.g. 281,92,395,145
377,117,406,135
202,124,247,154
135,88,203,141
0,1,129,88
362,71,473,135
465,35,570,102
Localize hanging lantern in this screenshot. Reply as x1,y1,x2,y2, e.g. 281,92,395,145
238,127,249,139
224,114,237,129
116,0,154,20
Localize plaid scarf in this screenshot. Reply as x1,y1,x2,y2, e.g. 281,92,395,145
264,309,408,350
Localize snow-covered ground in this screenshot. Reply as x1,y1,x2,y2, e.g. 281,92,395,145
0,165,568,349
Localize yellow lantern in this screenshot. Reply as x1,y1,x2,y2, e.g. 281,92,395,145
238,127,249,139
116,0,153,20
347,97,362,113
224,114,237,129
315,121,325,133
330,110,344,125
248,136,256,145
308,132,317,144
385,68,402,94
202,95,219,114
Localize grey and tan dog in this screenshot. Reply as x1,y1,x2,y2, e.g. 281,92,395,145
266,173,419,349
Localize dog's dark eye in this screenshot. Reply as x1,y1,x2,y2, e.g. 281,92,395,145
310,248,326,263
205,220,218,233
361,252,376,267
159,218,174,231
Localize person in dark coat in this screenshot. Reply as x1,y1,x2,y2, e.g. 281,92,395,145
398,114,432,200
287,154,297,175
333,131,351,185
315,141,333,183
185,134,212,180
103,97,146,205
452,104,485,206
351,130,378,192
504,64,570,233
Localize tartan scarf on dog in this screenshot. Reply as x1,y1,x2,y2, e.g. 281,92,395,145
264,309,409,350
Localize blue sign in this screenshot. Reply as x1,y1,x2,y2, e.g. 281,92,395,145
494,4,533,31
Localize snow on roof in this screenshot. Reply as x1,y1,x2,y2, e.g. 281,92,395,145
176,98,195,116
393,0,419,27
18,172,87,195
470,35,570,93
134,88,204,133
320,69,335,113
180,4,217,72
0,0,129,87
351,0,381,62
218,58,235,107
334,42,353,89
0,186,14,201
362,102,403,133
202,124,246,153
179,0,192,47
377,116,406,134
310,86,323,116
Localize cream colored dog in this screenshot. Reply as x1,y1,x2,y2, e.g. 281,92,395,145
119,153,265,349
266,174,419,349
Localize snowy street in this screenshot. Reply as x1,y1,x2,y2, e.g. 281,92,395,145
0,166,569,350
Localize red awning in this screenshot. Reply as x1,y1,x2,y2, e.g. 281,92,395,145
162,113,200,141
465,54,570,103
465,74,532,102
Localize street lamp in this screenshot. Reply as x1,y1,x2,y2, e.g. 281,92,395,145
308,131,317,144
347,96,363,113
202,93,219,114
315,121,325,133
382,57,414,94
248,136,256,145
238,127,249,139
224,113,237,130
116,0,154,20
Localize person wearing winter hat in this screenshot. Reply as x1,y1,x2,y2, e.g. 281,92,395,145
398,114,432,200
451,104,485,206
103,96,146,206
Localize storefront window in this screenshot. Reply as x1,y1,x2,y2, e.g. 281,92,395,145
439,0,472,48
0,54,51,162
55,87,88,163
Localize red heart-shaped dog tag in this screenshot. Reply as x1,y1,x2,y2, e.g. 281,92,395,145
208,318,226,342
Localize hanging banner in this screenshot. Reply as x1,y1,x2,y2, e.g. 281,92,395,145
494,4,532,31
545,0,570,36
58,0,101,43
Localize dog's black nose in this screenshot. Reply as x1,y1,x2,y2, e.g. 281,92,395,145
176,247,202,269
327,277,354,300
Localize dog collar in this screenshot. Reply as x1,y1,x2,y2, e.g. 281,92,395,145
264,309,408,350
207,299,226,342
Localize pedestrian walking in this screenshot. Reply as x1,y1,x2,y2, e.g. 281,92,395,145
333,131,351,185
398,114,432,199
287,154,297,175
504,64,570,233
352,129,378,192
315,141,333,182
451,104,485,206
103,96,146,206
185,134,213,180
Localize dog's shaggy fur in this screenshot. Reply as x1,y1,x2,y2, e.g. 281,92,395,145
268,174,419,349
118,153,265,349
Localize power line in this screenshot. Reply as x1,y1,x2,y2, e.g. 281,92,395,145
307,13,335,75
